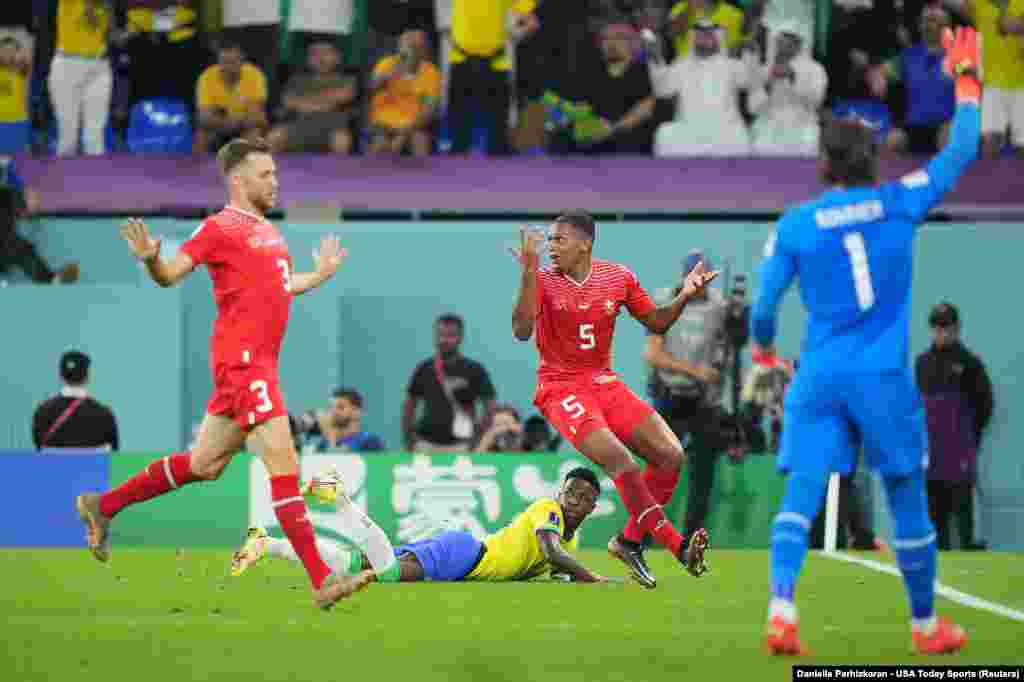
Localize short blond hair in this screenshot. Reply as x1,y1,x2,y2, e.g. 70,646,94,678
216,137,270,176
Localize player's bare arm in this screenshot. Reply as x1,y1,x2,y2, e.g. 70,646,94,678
289,235,347,296
536,530,605,583
635,260,720,334
120,217,194,287
511,227,544,340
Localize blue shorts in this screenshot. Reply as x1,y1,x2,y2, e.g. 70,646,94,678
779,369,927,480
393,530,485,581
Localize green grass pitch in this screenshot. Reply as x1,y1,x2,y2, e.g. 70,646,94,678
2,549,1020,681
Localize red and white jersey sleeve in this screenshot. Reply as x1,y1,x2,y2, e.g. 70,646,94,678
181,218,223,267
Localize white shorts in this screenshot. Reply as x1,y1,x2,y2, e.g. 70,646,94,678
981,87,1024,145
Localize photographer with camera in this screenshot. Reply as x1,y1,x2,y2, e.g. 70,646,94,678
474,404,527,453
290,388,386,454
644,251,751,540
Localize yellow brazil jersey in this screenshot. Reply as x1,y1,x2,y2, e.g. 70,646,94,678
0,65,28,123
466,498,579,581
973,0,1024,89
196,63,268,118
57,0,110,59
126,4,198,44
450,0,536,72
669,0,744,58
369,57,442,130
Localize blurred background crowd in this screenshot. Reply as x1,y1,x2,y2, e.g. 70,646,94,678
2,0,1022,160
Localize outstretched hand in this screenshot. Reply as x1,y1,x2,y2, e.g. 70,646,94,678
942,26,981,80
120,217,161,261
943,26,982,103
681,260,720,300
313,235,348,281
509,226,545,271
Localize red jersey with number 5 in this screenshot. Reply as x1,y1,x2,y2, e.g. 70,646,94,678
181,205,292,369
534,259,656,384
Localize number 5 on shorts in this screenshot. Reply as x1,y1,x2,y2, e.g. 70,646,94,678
561,395,585,419
250,380,273,413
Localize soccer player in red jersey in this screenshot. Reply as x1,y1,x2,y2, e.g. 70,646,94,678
511,210,717,587
74,138,373,609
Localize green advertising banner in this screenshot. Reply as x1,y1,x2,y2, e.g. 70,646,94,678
109,452,785,550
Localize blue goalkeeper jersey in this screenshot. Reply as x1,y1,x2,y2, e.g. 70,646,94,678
750,104,980,375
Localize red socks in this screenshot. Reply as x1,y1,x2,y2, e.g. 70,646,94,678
99,453,200,518
622,465,681,543
614,469,685,556
270,474,331,589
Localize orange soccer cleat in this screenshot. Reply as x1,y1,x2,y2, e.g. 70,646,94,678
912,618,968,655
765,615,810,656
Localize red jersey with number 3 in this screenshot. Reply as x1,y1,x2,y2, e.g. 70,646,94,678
181,206,292,369
534,259,656,385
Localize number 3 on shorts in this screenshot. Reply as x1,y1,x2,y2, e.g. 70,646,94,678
250,380,273,413
561,395,585,419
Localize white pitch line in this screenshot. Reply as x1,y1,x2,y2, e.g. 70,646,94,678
822,550,1024,623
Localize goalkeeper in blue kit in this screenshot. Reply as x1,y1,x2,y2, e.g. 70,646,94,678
750,27,982,656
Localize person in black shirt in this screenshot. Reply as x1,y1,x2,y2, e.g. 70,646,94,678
915,302,994,551
402,313,497,452
548,21,657,155
32,350,119,451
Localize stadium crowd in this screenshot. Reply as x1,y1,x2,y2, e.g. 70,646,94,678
0,0,1022,159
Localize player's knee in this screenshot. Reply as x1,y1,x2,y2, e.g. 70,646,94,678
604,456,641,479
882,472,933,540
191,456,228,481
657,439,685,470
782,470,830,518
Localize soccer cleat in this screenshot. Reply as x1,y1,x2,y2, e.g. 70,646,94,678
76,493,112,562
302,467,344,507
766,615,809,656
230,526,269,577
607,535,657,589
313,569,375,610
912,618,967,655
680,528,710,577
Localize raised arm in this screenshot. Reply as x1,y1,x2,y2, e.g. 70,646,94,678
536,531,603,582
893,27,981,223
290,235,347,296
636,261,719,334
121,218,194,287
511,227,544,341
750,226,798,352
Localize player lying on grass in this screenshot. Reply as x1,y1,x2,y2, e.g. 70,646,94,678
232,467,609,583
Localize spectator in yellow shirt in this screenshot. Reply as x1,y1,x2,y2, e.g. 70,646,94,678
447,0,539,155
368,31,442,157
959,0,1024,157
0,35,32,153
193,40,269,154
669,0,745,58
